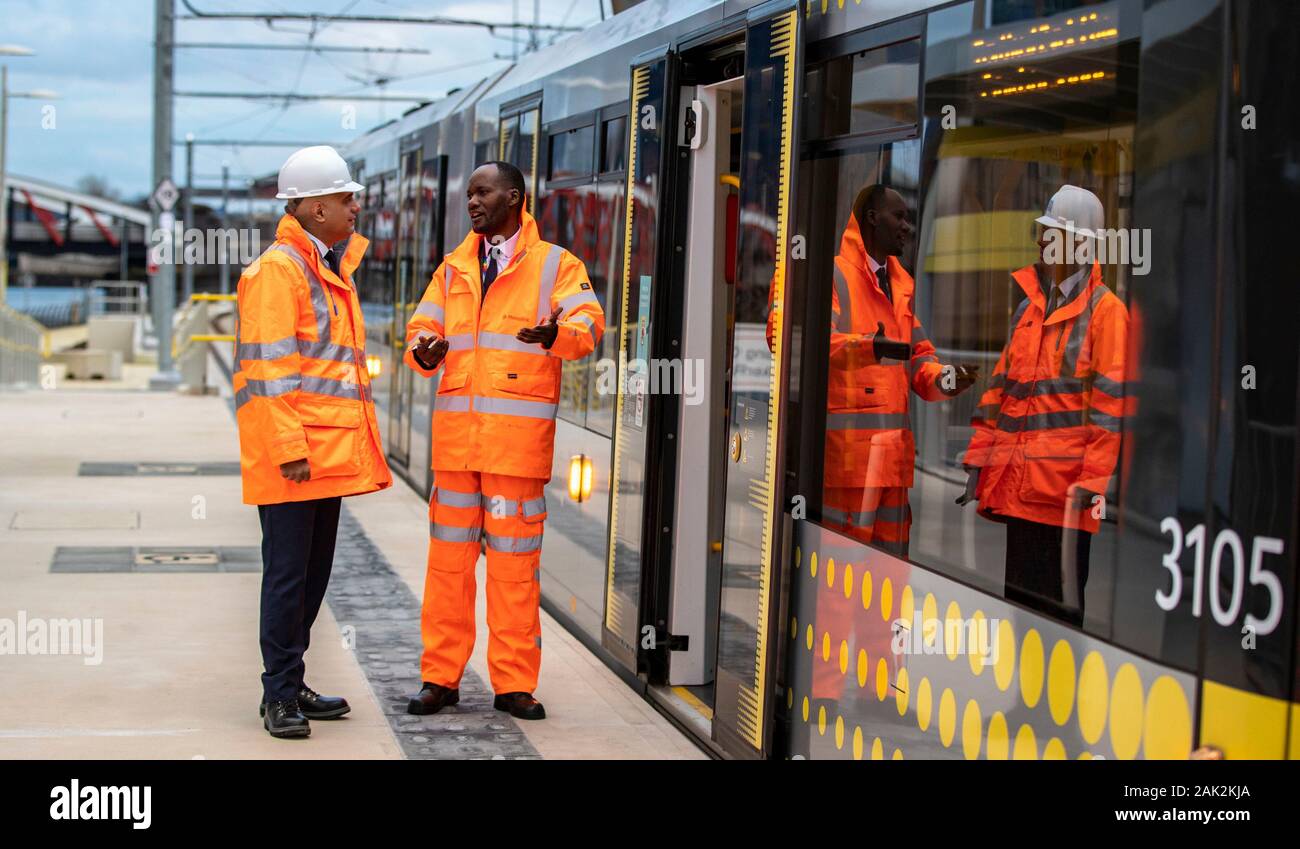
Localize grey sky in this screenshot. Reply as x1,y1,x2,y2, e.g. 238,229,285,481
1,0,603,200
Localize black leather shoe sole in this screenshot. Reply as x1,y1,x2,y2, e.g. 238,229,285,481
263,716,311,739
301,703,350,720
493,696,546,721
406,690,459,715
259,702,349,720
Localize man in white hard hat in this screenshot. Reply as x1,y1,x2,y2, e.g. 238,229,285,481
959,184,1131,626
234,146,392,738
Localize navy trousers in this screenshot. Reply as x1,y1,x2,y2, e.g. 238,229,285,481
1003,516,1092,627
258,497,342,703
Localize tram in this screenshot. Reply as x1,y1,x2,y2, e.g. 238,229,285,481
340,0,1299,759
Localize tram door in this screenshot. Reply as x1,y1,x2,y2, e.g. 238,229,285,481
388,147,423,473
604,0,804,759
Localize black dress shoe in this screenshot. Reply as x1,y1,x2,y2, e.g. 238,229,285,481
407,682,460,715
296,684,350,719
493,692,546,721
262,699,310,739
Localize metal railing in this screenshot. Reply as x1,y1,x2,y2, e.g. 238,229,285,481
89,280,149,317
174,294,237,392
0,303,47,387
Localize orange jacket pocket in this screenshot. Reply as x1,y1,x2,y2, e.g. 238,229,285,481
1018,432,1085,507
490,369,557,403
298,399,362,479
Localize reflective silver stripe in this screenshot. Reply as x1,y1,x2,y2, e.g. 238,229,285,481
478,331,547,355
238,336,298,362
823,504,907,527
1002,376,1086,399
915,354,939,365
911,325,930,346
557,290,599,315
482,495,547,518
300,375,362,401
1061,285,1108,377
974,403,1000,420
234,387,252,410
567,313,598,346
832,265,852,332
444,264,453,300
271,244,333,346
245,375,301,397
990,373,1006,390
826,412,911,430
435,395,472,413
1089,411,1124,433
535,245,561,323
446,334,475,351
1004,296,1033,371
414,302,445,324
485,532,543,554
473,396,558,420
436,487,483,509
996,410,1087,432
1091,374,1125,397
430,522,482,544
298,339,356,363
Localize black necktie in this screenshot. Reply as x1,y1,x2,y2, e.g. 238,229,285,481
874,264,893,304
324,248,341,278
482,246,500,290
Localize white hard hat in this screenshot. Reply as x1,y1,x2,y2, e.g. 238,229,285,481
1035,184,1104,240
276,145,364,200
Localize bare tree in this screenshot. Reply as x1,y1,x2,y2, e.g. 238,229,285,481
74,175,122,202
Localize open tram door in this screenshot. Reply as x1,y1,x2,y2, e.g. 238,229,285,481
603,0,804,758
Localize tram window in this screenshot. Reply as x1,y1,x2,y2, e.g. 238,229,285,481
500,115,520,165
601,116,628,173
548,124,596,182
804,38,920,140
800,0,1158,646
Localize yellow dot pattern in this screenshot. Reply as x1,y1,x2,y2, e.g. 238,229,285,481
787,549,1199,761
1019,628,1045,708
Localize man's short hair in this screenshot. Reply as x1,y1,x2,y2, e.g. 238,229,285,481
852,184,890,222
482,161,527,204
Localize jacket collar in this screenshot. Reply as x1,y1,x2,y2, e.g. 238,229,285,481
839,213,915,306
274,215,369,289
446,209,543,300
1012,262,1103,325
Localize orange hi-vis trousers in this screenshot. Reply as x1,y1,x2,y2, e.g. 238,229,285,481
422,470,547,694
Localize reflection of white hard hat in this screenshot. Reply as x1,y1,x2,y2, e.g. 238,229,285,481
1036,185,1104,239
276,146,364,200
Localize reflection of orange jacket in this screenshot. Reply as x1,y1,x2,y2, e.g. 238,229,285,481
823,215,947,489
962,263,1131,532
404,211,605,480
235,216,392,506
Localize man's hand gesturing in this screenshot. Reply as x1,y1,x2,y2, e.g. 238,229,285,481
413,335,450,371
517,306,562,349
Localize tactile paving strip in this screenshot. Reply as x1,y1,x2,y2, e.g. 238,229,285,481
328,507,540,760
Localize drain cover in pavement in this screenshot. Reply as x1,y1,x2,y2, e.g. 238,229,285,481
50,546,261,573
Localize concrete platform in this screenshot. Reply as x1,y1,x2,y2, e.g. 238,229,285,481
0,380,704,760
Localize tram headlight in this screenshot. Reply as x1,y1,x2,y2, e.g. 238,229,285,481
568,454,593,503
367,355,383,379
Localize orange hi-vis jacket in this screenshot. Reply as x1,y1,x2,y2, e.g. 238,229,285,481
824,215,948,490
234,215,392,506
961,263,1131,533
404,211,605,480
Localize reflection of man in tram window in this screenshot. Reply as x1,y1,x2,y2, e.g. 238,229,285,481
823,185,977,556
958,186,1132,627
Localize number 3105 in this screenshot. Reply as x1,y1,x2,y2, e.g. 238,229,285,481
1156,518,1285,636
